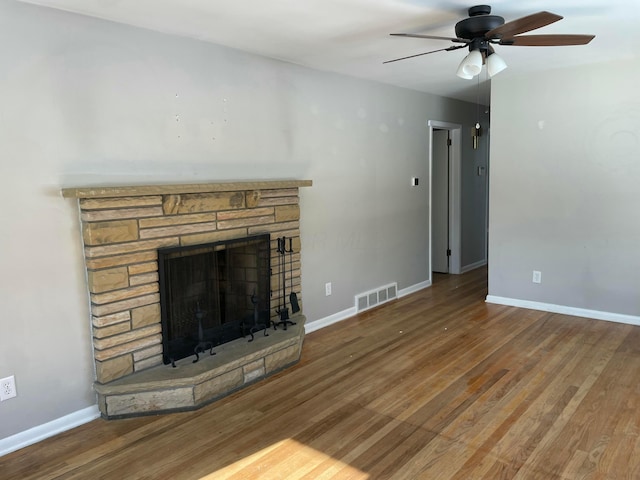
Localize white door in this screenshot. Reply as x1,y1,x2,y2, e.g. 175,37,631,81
432,129,449,273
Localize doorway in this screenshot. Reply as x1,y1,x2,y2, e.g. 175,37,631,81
428,120,462,282
432,129,450,273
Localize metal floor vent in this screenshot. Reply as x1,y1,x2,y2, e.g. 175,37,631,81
355,282,398,313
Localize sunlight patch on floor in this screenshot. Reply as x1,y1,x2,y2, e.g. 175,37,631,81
198,438,369,479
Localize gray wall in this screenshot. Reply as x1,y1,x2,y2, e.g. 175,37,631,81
489,57,640,316
461,110,490,269
0,0,484,440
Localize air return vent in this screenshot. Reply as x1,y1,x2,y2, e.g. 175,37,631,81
355,282,398,313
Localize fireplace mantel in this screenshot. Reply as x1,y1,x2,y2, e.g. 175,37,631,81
64,179,311,418
62,180,312,199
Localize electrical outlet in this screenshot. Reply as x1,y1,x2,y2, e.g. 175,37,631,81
0,375,17,401
532,270,542,284
325,282,332,296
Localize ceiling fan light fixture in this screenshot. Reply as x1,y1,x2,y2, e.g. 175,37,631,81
456,58,474,79
487,52,507,77
461,49,483,77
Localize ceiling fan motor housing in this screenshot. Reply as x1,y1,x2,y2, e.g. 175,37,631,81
455,5,504,40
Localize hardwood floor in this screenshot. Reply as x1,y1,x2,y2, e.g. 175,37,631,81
3,267,640,479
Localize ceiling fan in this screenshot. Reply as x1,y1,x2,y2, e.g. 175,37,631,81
385,5,595,79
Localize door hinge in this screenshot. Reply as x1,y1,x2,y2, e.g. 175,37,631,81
447,138,452,146
446,249,451,257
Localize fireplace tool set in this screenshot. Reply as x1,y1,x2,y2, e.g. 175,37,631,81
274,236,300,330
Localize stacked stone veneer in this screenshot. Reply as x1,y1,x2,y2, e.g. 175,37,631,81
64,181,311,387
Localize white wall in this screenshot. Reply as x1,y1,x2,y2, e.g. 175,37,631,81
488,57,640,317
0,0,484,442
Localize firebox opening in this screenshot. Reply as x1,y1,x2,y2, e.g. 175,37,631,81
158,234,271,366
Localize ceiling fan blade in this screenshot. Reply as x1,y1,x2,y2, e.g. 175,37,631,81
390,33,469,44
501,34,595,46
383,45,467,64
486,11,563,39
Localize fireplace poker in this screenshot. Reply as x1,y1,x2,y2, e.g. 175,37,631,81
288,237,300,314
275,236,296,330
274,237,288,324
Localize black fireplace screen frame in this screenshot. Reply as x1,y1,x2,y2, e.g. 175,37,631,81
157,233,271,365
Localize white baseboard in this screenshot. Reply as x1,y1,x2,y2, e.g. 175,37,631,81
398,280,431,298
461,259,487,274
305,306,357,334
0,405,100,457
304,279,432,335
486,295,640,327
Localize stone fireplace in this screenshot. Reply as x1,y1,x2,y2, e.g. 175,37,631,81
62,180,311,418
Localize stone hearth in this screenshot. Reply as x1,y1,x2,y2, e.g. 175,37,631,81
95,316,305,418
62,180,311,418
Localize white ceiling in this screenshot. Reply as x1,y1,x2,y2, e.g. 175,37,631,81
18,0,640,103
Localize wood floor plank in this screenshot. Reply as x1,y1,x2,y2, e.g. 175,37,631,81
403,314,586,478
3,267,640,479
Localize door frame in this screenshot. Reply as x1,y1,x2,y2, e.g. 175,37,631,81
427,120,462,281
